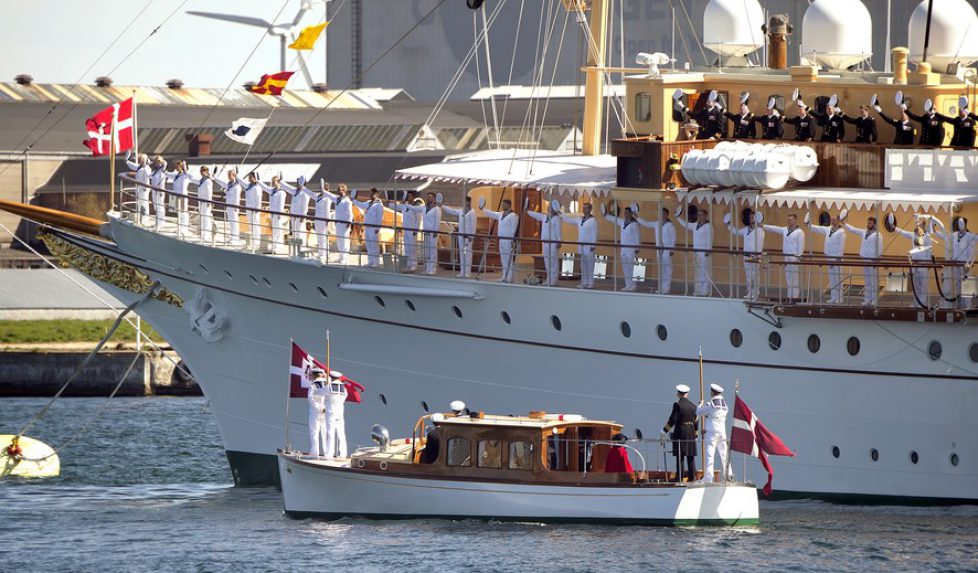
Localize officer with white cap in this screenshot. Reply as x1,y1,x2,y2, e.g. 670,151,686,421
696,383,730,483
559,202,598,288
764,213,805,300
324,370,349,459
677,207,714,296
940,96,978,147
526,199,563,286
785,96,817,142
906,97,945,146
753,97,784,140
603,202,643,291
808,212,847,304
307,367,329,458
481,198,520,283
844,214,883,307
662,384,698,482
723,93,756,139
674,89,725,139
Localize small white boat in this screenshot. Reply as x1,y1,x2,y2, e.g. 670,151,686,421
278,410,758,526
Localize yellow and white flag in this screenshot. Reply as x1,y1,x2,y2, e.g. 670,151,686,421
288,22,329,51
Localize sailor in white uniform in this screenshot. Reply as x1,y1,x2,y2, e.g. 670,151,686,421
893,215,934,307
764,214,805,300
809,213,847,304
285,176,316,248
559,202,598,288
243,173,269,251
526,200,563,286
443,196,478,278
215,169,243,243
352,188,386,268
634,207,676,294
393,191,424,272
422,193,443,275
844,216,883,306
307,368,329,458
314,180,336,263
930,217,978,308
726,210,766,300
149,156,168,232
189,165,216,243
603,203,642,292
696,383,730,483
267,176,289,252
482,199,520,283
324,370,349,459
124,151,152,226
678,208,714,296
164,161,193,239
327,184,355,265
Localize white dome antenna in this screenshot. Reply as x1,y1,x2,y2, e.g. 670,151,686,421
909,0,978,70
635,52,670,77
801,0,873,70
703,0,765,63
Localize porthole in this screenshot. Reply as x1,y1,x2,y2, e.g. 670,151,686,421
969,343,978,363
224,269,233,279
249,274,259,285
634,428,644,440
847,336,860,356
620,321,631,338
421,401,429,413
909,451,919,465
817,211,831,227
375,296,385,308
501,311,511,324
870,448,879,462
927,340,942,361
807,334,821,353
262,277,272,287
768,331,782,350
317,286,328,298
950,453,960,467
453,306,463,319
405,299,416,312
198,263,209,274
289,282,299,293
551,315,562,331
831,446,840,459
656,324,667,341
379,393,387,405
730,329,743,348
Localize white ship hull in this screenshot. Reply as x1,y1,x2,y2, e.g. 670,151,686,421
61,221,977,502
276,453,759,525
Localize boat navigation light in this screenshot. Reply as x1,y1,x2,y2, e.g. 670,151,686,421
371,424,390,452
450,400,466,415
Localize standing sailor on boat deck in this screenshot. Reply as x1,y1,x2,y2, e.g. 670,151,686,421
662,384,697,482
164,160,193,239
892,215,934,308
243,172,269,251
939,96,978,147
844,215,883,307
124,151,152,226
351,188,385,268
843,105,879,144
929,217,978,308
267,176,289,253
874,97,916,145
602,203,642,292
149,156,168,232
808,212,847,304
754,97,784,140
482,198,520,283
307,367,329,458
324,370,349,459
443,196,478,279
724,93,756,139
726,209,765,300
677,208,713,296
560,202,598,289
674,89,725,140
189,165,216,243
907,99,945,146
421,192,443,275
214,169,243,243
764,214,805,301
323,183,354,265
696,384,731,483
393,191,424,273
635,207,676,295
313,180,335,263
526,199,563,286
785,98,817,142
285,176,316,249
811,96,846,142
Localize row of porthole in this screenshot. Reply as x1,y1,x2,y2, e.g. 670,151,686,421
831,445,960,467
206,263,305,294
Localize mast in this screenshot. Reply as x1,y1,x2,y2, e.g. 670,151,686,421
922,0,934,63
580,0,609,156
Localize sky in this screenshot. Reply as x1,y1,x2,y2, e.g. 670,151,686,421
0,0,329,89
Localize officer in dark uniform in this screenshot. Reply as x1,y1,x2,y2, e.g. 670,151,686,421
876,102,916,145
662,384,698,482
843,105,879,143
811,96,846,142
675,89,726,139
753,97,784,140
724,93,756,139
907,99,945,146
785,99,817,141
939,96,978,147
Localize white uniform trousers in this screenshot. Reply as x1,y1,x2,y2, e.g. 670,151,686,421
247,211,262,250
499,238,515,282
423,232,438,274
335,222,351,264
580,249,596,288
457,237,473,277
364,227,381,267
290,215,305,239
827,259,843,303
226,207,240,242
309,413,326,457
784,255,800,300
910,264,929,307
153,191,166,231
702,432,729,483
325,413,347,459
200,202,213,242
744,258,760,300
942,267,965,308
694,252,711,296
315,221,330,262
862,264,879,306
136,186,150,225
271,213,286,248
657,252,672,294
542,242,560,286
620,247,637,290
403,231,419,271
175,197,189,238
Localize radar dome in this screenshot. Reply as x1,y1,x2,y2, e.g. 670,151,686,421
801,0,873,70
908,0,978,69
703,0,764,59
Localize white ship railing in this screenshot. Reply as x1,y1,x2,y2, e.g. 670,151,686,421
113,174,971,313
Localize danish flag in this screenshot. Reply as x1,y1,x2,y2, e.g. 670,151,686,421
730,395,794,496
82,98,135,156
289,341,364,402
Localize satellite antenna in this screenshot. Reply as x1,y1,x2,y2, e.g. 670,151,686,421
187,0,328,87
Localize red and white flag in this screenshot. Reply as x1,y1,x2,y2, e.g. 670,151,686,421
82,97,135,156
289,341,364,402
730,395,794,496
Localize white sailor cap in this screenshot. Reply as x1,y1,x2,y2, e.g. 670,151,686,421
675,384,691,393
309,366,325,375
710,383,725,393
329,370,344,379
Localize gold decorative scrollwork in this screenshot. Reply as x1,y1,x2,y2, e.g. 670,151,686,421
38,230,183,308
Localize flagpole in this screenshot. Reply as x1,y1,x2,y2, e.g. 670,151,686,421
285,337,293,452
325,329,331,372
109,115,117,214
132,91,139,160
727,378,740,483
698,346,705,480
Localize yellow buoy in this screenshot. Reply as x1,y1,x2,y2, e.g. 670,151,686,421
1,434,60,478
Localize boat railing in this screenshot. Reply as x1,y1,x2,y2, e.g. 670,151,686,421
114,174,973,314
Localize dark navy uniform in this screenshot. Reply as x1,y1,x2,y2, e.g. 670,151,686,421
812,110,846,142
907,110,945,146
879,112,916,145
940,112,978,147
843,114,878,143
785,114,817,141
663,395,698,481
724,110,756,139
754,113,784,139
683,104,726,140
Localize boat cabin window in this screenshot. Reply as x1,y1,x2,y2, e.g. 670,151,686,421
635,92,651,122
509,441,533,470
477,439,502,468
447,437,471,467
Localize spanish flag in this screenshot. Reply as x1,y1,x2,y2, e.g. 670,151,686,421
248,71,295,96
288,22,329,51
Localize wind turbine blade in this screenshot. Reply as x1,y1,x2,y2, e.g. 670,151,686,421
186,11,273,29
292,5,311,28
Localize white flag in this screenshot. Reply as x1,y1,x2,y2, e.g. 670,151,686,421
225,117,268,145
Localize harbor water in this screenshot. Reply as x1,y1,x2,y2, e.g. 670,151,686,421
1,397,976,573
